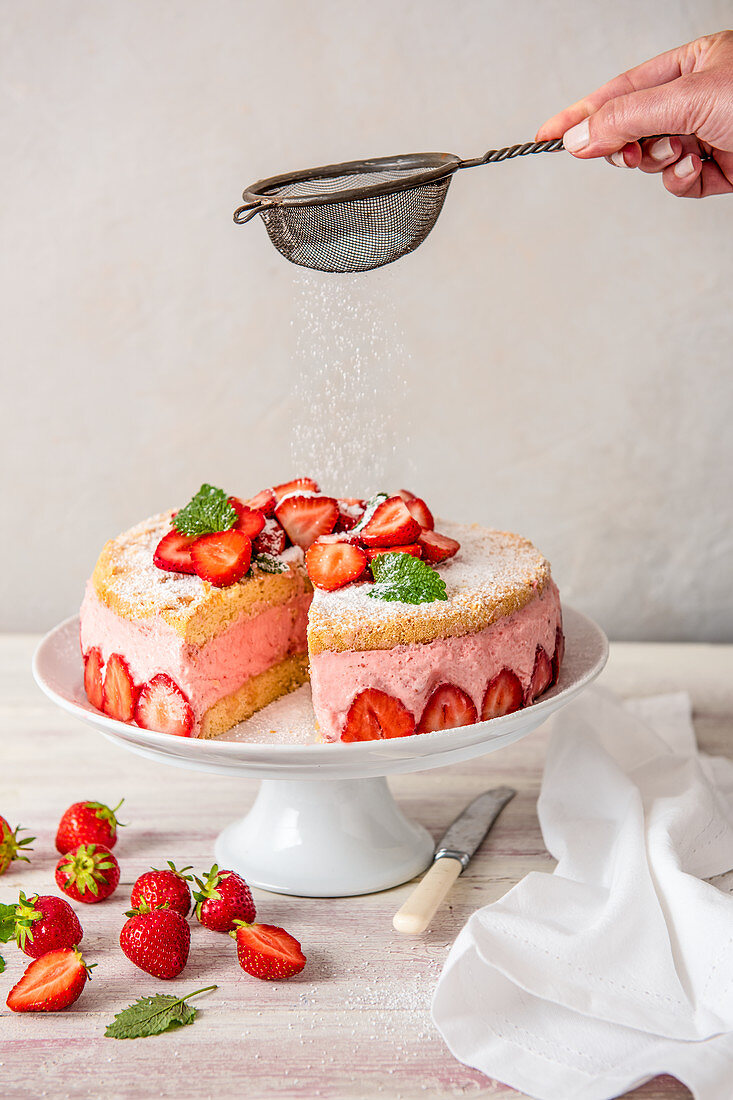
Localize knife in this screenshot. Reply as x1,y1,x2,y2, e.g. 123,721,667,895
392,786,516,935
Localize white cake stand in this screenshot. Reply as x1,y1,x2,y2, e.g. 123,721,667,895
33,607,607,897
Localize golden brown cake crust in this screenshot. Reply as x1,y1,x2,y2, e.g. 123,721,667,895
91,511,312,646
307,522,552,654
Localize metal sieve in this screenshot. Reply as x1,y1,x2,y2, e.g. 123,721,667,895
233,139,564,273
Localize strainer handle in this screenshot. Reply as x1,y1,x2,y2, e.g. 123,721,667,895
458,138,565,169
233,198,275,225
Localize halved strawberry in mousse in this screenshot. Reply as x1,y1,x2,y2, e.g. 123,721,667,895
528,646,553,703
395,490,434,531
228,498,266,540
359,496,421,548
272,477,320,501
341,689,416,742
102,653,138,722
253,515,289,557
418,529,460,564
417,684,477,734
83,647,104,710
275,494,339,550
190,530,252,587
153,530,198,575
365,544,422,561
551,626,565,686
245,488,276,516
481,668,523,721
305,538,368,591
135,674,194,737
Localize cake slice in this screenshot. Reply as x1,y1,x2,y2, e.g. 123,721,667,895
80,509,312,739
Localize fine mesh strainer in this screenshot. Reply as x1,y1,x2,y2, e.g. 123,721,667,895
233,139,564,273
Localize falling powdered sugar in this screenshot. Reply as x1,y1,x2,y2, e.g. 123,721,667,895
290,270,414,498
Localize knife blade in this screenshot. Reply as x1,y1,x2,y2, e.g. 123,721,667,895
393,786,516,935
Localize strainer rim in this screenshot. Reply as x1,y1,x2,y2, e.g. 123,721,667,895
241,152,460,210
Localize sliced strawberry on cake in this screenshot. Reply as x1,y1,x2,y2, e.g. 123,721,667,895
342,689,416,742
481,669,523,720
275,494,339,550
191,530,252,587
358,496,421,548
417,684,477,734
418,529,460,563
395,490,435,531
306,538,368,591
135,674,194,737
153,530,197,575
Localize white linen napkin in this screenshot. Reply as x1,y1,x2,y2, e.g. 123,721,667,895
432,687,733,1100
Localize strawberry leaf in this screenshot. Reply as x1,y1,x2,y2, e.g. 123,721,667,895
368,552,447,604
173,485,237,538
105,985,217,1040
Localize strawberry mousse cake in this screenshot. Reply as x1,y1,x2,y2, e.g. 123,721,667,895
79,480,564,742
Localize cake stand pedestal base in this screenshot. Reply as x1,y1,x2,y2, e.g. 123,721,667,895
214,776,435,897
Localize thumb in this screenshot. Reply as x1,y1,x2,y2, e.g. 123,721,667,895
562,74,707,156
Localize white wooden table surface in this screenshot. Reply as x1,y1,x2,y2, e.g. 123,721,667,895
2,634,732,1100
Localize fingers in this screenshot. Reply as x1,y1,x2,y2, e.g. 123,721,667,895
662,156,733,198
536,42,690,140
561,77,706,157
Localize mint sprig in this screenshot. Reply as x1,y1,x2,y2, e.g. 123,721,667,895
173,485,237,538
368,552,447,604
253,553,287,574
105,985,217,1040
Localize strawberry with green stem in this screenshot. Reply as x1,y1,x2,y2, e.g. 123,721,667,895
13,892,84,958
0,816,34,875
120,900,190,979
193,865,256,933
131,862,193,918
55,798,125,854
55,843,120,903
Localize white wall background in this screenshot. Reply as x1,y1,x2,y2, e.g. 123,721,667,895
2,0,732,639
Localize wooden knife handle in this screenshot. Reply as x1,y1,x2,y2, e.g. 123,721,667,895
392,857,463,935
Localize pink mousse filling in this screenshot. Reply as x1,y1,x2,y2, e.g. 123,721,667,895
309,581,562,742
80,583,310,734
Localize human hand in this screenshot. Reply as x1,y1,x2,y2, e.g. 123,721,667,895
536,30,733,198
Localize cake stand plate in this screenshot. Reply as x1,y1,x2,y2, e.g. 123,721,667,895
33,607,607,896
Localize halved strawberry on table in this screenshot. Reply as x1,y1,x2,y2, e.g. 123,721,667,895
153,529,198,575
6,947,93,1012
231,920,306,981
275,494,339,550
342,688,416,742
306,537,368,591
417,683,477,734
418,529,460,564
358,496,421,548
190,529,252,587
135,674,194,737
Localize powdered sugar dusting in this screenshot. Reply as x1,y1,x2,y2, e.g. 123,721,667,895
218,684,316,744
289,271,414,497
311,521,549,626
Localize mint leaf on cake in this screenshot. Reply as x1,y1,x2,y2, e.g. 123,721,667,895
368,552,448,604
173,485,237,538
105,985,217,1040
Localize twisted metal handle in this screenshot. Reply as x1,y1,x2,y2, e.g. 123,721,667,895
458,138,565,170
233,198,277,224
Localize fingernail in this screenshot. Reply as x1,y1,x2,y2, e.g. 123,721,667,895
650,137,673,162
673,155,696,179
563,119,590,153
609,151,630,169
